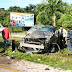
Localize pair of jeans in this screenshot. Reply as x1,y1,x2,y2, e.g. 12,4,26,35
68,40,72,51
4,39,9,46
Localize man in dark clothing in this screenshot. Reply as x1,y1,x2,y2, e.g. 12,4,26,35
2,26,11,46
66,27,72,51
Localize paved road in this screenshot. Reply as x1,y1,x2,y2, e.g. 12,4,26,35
0,33,25,37
11,33,25,37
0,67,13,72
0,56,21,72
0,55,72,72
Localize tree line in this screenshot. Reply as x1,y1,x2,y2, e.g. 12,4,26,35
0,0,72,32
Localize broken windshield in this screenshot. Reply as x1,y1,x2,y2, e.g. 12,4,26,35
29,26,54,33
39,27,54,32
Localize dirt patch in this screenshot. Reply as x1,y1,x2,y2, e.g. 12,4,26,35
0,55,12,64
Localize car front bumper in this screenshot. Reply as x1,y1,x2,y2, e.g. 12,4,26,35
20,43,44,49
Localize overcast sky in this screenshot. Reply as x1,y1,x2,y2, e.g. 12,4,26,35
0,0,72,10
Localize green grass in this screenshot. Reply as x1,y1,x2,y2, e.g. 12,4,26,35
0,36,72,70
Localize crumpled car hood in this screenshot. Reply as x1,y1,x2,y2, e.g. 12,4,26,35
25,30,54,39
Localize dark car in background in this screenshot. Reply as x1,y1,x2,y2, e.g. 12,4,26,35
18,25,60,53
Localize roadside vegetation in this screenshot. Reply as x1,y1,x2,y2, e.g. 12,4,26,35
0,36,72,70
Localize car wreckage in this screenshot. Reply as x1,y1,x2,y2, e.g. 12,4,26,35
18,25,61,53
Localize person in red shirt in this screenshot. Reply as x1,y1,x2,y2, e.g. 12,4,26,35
2,26,11,46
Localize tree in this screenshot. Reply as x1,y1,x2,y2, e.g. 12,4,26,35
45,0,63,26
8,6,23,12
23,4,36,13
58,14,72,28
35,3,51,25
3,12,10,26
35,0,64,26
0,8,7,25
57,4,72,28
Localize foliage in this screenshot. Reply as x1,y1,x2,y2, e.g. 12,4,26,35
0,8,7,24
23,4,36,13
8,6,23,12
0,1,72,32
35,0,65,26
58,14,72,28
57,3,72,28
3,12,10,26
0,5,35,32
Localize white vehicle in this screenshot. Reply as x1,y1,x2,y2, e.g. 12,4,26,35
0,24,5,32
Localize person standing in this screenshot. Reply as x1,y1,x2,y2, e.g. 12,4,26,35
2,26,11,46
66,27,72,51
58,26,67,48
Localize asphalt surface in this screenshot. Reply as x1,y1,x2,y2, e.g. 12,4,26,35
0,33,25,37
0,55,21,72
0,55,72,72
0,67,13,72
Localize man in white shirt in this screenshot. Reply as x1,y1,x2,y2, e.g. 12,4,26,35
58,26,67,48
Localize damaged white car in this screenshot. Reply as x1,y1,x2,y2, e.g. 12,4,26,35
18,25,60,53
